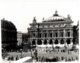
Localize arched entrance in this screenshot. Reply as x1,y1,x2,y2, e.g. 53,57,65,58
60,39,64,44
67,39,71,44
32,39,36,45
49,39,53,44
37,39,42,45
54,39,58,44
55,33,58,37
44,39,47,45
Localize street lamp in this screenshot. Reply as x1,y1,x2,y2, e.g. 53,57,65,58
34,23,39,61
28,31,33,57
20,49,22,58
31,43,33,57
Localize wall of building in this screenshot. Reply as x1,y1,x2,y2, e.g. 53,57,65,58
1,19,17,51
28,12,74,48
17,32,22,46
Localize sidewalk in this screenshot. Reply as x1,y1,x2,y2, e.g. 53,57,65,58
3,60,14,63
3,56,32,63
14,56,32,63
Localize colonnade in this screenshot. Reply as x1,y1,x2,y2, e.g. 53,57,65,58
30,29,73,38
30,29,73,47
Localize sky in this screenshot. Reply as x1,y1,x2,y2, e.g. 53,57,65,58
0,0,80,33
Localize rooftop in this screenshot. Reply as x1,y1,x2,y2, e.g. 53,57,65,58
43,11,72,22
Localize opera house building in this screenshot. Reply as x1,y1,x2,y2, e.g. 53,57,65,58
28,11,74,51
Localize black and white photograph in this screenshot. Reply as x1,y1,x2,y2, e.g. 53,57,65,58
0,0,79,63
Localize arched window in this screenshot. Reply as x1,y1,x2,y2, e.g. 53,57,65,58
54,39,58,44
49,39,53,44
50,33,52,37
66,30,70,37
44,39,47,45
67,39,71,44
44,33,47,37
59,30,63,37
32,40,36,45
67,32,70,37
61,32,63,37
32,32,35,37
55,32,58,37
37,39,42,45
39,33,41,38
60,39,64,44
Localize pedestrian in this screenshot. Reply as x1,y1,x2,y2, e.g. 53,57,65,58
76,56,78,60
8,56,10,60
61,56,64,60
11,56,14,60
16,55,19,60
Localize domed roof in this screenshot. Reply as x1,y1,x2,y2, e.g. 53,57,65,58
1,18,16,31
43,11,66,22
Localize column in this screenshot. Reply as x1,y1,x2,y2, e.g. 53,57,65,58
70,39,73,45
47,30,49,38
35,40,37,46
42,40,44,45
52,40,54,47
35,31,37,38
42,32,44,38
52,30,54,37
63,39,65,45
64,39,67,46
70,29,73,37
64,29,65,37
58,39,60,45
72,30,73,37
30,40,32,45
30,31,31,38
58,30,59,37
69,29,71,37
47,40,49,45
54,39,56,47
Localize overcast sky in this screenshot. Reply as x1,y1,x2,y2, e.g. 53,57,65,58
0,0,80,33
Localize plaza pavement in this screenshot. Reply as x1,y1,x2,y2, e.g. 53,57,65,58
3,56,33,63
2,48,79,63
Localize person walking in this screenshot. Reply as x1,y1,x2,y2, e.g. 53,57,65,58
16,55,19,60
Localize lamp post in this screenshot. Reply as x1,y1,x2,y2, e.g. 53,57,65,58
20,49,22,58
34,23,39,61
31,43,32,57
28,32,33,57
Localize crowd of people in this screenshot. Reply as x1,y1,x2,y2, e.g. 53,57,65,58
34,55,78,62
4,55,19,61
2,45,79,62
32,47,79,62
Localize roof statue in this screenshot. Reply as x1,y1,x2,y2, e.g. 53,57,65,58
43,10,65,21
2,18,5,20
53,10,59,16
33,17,37,23
42,17,44,21
67,14,71,19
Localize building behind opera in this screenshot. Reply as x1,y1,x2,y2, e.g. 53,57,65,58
28,11,79,51
1,18,17,51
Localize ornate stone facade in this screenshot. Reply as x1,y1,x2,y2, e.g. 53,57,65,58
28,11,73,48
